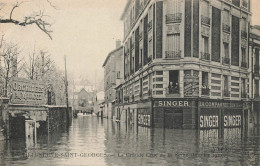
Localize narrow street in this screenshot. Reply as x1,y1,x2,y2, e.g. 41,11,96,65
0,115,259,166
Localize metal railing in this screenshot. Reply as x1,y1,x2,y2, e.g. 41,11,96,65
222,23,230,33
241,31,247,39
241,92,247,98
166,13,182,24
201,88,210,96
223,90,230,97
201,52,210,60
201,15,210,26
166,86,180,95
241,61,247,68
222,57,230,65
165,51,181,59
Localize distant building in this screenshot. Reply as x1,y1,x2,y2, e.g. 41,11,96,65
116,0,252,129
73,88,95,113
102,41,124,119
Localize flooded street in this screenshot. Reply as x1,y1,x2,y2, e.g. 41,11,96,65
1,116,260,166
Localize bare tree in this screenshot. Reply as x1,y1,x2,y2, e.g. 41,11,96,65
0,43,23,96
23,48,53,80
0,1,53,39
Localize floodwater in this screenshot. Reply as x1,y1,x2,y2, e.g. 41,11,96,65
0,116,260,166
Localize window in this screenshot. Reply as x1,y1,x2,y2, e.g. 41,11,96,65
202,72,209,95
166,0,180,14
201,1,209,17
241,18,247,32
224,75,229,92
148,39,153,59
255,80,259,97
203,36,209,53
241,47,247,67
168,70,179,94
223,10,230,25
139,48,143,67
166,34,180,58
117,71,120,79
241,78,246,97
224,43,229,58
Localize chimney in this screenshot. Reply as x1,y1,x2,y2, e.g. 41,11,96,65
116,40,121,49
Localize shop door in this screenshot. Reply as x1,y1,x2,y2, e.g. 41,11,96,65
164,109,183,129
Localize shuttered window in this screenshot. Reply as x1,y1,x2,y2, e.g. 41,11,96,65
166,34,180,52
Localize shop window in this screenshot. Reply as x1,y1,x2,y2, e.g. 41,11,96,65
168,70,179,94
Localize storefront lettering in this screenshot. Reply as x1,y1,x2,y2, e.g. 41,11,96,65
155,101,189,107
224,115,241,127
200,101,242,108
200,115,218,128
138,114,150,126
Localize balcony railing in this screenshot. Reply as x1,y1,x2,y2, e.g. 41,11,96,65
232,0,240,7
124,96,129,101
201,87,210,96
241,61,247,68
222,57,230,65
242,0,248,8
201,52,210,61
201,15,210,26
222,23,230,33
223,90,230,97
167,85,180,95
165,50,181,59
254,65,259,74
166,13,182,24
241,92,247,98
241,31,247,39
148,20,152,31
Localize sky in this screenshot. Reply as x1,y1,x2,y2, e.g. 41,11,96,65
0,0,260,85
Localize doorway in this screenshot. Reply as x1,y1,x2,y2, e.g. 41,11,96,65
164,109,183,129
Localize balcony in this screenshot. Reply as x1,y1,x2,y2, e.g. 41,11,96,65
124,96,129,102
201,52,210,61
241,61,247,68
232,0,240,7
223,90,230,97
166,13,182,24
148,20,152,31
166,85,180,95
222,24,230,33
165,51,181,59
201,15,210,26
242,0,248,8
241,92,247,98
222,57,230,65
241,31,247,39
201,87,210,96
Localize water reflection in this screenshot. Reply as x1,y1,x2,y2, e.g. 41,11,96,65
0,116,259,165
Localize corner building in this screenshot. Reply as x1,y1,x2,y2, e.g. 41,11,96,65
116,0,252,130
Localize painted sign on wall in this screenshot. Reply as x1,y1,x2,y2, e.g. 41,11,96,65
8,78,46,105
138,108,151,127
184,70,199,97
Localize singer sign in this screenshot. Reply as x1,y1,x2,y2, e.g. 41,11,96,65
8,78,46,105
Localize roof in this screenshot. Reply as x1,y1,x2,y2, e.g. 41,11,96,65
102,46,123,67
120,0,131,20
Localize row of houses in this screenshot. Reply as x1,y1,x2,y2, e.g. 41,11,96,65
103,0,260,130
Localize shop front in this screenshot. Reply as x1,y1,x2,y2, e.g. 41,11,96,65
152,99,197,129
198,100,244,131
